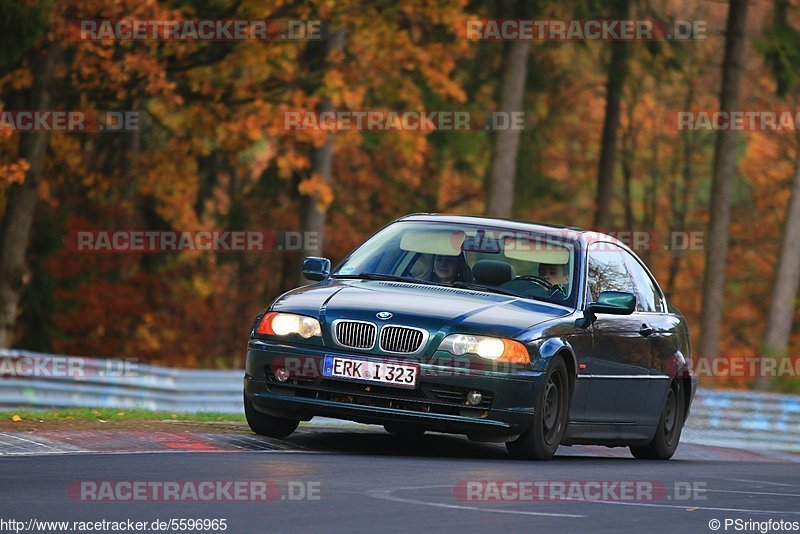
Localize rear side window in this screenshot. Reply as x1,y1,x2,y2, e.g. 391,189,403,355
586,243,633,302
621,251,663,312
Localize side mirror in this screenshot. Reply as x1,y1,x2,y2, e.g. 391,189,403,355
589,291,636,315
302,256,331,281
576,290,636,328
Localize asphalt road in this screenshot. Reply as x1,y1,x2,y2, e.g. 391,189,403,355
1,424,799,533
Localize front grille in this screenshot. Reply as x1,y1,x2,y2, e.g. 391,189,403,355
266,376,492,418
333,320,376,349
266,373,495,412
379,326,425,354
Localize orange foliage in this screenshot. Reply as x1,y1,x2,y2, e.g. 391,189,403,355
1,0,799,381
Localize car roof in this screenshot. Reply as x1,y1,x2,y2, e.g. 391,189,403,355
395,213,628,249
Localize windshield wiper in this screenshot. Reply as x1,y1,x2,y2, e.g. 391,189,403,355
450,281,522,298
332,272,437,285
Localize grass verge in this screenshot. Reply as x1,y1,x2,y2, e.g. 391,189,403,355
0,408,245,423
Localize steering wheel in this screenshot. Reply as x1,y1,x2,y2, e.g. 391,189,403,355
512,275,554,290
513,275,569,299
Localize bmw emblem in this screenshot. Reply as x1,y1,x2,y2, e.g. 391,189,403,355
376,311,393,320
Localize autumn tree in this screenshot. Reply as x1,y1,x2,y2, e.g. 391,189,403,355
757,0,800,389
593,0,631,230
699,0,749,361
0,0,62,347
300,28,345,270
486,0,531,218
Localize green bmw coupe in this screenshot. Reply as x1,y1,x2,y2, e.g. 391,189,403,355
244,214,696,460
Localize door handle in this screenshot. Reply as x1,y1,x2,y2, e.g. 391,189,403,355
639,324,654,337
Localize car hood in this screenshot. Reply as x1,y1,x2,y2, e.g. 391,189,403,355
271,279,570,340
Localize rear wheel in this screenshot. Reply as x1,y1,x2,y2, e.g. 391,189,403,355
384,423,426,437
506,356,569,460
244,393,299,438
630,379,685,460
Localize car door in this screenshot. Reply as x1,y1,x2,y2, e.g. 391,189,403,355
620,249,677,426
583,242,652,423
564,328,593,423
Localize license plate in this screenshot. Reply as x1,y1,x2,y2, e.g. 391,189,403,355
322,355,418,388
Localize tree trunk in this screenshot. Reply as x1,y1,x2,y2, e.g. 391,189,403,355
699,0,749,361
666,121,695,295
300,29,345,275
303,106,334,260
485,38,530,218
0,44,59,348
666,49,698,296
641,129,661,265
621,98,638,233
757,150,800,388
622,137,634,232
593,0,631,230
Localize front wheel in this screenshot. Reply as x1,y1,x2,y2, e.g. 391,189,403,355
630,379,685,460
506,356,570,460
244,393,299,438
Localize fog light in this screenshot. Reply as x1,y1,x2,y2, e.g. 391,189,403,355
466,390,483,406
274,367,290,382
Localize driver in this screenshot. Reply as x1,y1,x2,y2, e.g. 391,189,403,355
430,254,469,284
538,262,570,294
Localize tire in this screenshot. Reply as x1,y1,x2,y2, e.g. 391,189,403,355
630,379,685,460
244,393,299,438
384,423,426,437
506,355,570,460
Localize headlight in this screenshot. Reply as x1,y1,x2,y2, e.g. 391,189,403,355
439,334,529,364
257,312,322,339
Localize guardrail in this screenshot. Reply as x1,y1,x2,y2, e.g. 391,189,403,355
1,348,799,452
0,349,242,414
682,389,800,453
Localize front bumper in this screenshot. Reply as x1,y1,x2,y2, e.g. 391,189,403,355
243,339,543,439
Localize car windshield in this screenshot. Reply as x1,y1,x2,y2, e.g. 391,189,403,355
332,221,577,306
